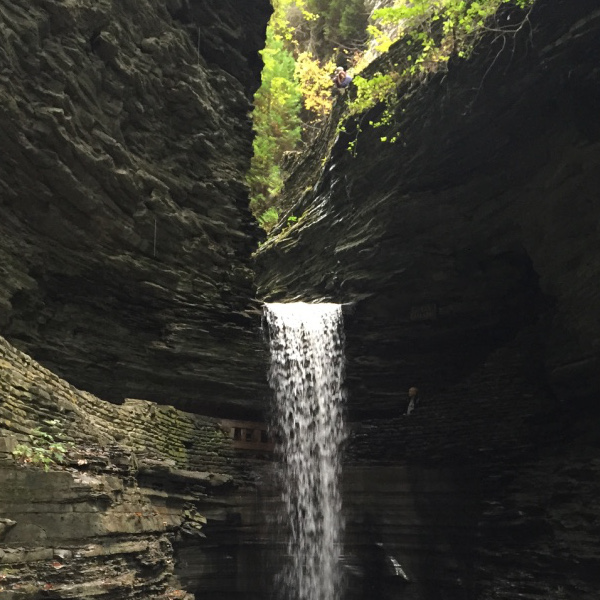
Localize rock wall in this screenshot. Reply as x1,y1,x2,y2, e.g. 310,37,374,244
256,0,600,416
343,337,600,599
0,0,271,417
0,334,272,599
2,0,600,598
256,1,600,598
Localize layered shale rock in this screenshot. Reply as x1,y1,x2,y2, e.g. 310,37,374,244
0,0,271,416
256,1,600,598
0,334,272,599
256,0,600,417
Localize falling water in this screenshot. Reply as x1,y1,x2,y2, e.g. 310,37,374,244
264,302,346,600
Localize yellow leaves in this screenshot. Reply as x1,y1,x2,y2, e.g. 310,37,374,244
294,52,333,119
270,76,296,104
292,0,318,22
301,9,319,22
358,0,536,117
367,24,395,54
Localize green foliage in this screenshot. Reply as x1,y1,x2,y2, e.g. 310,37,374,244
305,0,369,56
372,0,533,61
258,207,280,232
249,0,536,225
248,20,302,221
349,72,398,115
346,0,535,145
249,0,353,229
338,0,369,45
12,420,72,472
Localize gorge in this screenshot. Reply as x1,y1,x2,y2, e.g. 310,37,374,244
1,0,600,599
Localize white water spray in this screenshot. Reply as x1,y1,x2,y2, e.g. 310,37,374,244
264,302,346,600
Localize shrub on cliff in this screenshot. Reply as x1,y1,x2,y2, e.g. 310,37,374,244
12,421,72,471
348,0,536,124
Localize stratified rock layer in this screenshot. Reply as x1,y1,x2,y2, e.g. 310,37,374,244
0,0,271,416
257,0,600,416
0,334,271,600
256,1,600,598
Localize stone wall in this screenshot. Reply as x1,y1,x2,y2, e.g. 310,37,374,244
347,333,548,465
0,334,271,599
340,332,600,599
342,456,600,600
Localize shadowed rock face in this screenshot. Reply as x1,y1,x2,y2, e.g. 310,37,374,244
2,1,600,598
256,0,600,417
0,334,273,600
0,0,271,417
255,2,600,598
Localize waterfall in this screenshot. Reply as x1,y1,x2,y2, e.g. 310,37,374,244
264,302,346,600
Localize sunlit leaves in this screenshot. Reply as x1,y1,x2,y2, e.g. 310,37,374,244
249,0,366,229
347,0,535,137
248,25,302,222
295,51,334,118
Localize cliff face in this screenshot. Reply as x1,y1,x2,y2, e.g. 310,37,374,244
256,1,600,597
0,0,271,417
257,0,600,417
3,1,600,598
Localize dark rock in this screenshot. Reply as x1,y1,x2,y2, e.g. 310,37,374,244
256,0,600,419
0,336,272,599
256,1,600,598
0,0,271,418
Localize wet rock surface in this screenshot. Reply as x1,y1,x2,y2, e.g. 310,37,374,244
0,0,271,417
0,334,271,599
256,1,600,598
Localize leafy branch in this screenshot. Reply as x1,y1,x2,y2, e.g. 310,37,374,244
346,0,535,138
12,420,73,471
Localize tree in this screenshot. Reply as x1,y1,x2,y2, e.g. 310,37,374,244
248,20,302,223
248,0,370,230
305,0,368,58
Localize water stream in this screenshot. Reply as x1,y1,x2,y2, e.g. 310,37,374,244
264,302,346,600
